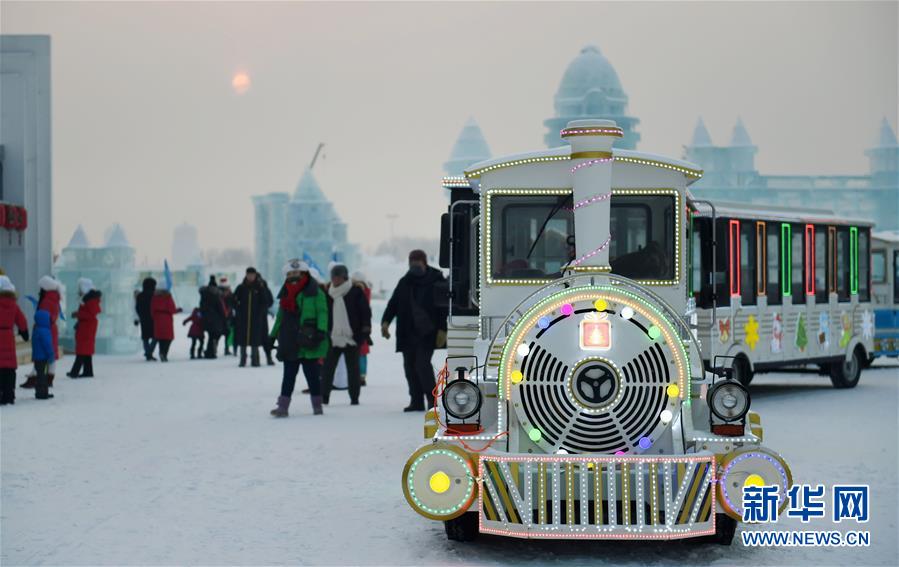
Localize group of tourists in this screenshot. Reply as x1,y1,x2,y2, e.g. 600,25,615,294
0,273,103,404
1,248,448,417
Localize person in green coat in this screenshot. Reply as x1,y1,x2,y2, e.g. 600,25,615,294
269,259,329,417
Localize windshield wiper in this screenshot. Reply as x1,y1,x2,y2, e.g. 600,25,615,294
526,194,572,260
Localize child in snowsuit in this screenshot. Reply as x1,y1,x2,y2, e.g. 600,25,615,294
67,278,102,379
0,276,29,405
183,307,204,359
32,310,55,399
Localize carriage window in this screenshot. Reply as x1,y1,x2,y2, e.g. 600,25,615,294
837,227,850,302
489,193,676,282
767,227,781,305
691,216,726,308
894,250,899,304
858,229,870,301
828,226,837,294
740,221,756,305
792,225,805,304
815,225,827,303
872,250,887,283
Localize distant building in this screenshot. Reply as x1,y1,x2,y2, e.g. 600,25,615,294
685,117,899,231
544,46,640,149
0,35,52,314
171,222,203,270
444,118,491,176
55,224,141,355
252,168,360,281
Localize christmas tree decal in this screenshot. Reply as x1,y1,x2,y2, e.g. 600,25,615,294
795,313,808,352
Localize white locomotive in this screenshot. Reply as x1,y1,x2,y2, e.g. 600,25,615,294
402,119,794,544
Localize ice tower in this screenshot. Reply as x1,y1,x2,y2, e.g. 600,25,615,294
444,118,491,176
55,224,140,354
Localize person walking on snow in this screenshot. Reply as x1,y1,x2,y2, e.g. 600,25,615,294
21,275,62,389
0,276,29,405
381,250,448,412
134,277,158,360
67,278,102,379
200,276,227,359
233,267,274,367
31,310,56,400
321,264,371,405
269,259,329,417
351,271,373,387
151,288,181,362
183,305,204,359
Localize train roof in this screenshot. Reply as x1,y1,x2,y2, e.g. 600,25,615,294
687,194,875,227
458,146,703,189
873,230,899,244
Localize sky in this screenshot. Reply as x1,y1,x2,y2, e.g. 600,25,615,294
3,1,897,264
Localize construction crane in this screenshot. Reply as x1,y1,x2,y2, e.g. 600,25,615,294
309,143,325,170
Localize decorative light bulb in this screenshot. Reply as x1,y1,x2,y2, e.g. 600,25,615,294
621,306,634,320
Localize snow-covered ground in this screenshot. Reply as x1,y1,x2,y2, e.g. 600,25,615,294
2,335,897,566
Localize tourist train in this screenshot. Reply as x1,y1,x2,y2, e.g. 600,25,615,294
871,232,899,361
400,118,885,544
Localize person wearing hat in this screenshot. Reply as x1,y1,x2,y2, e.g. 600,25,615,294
268,259,329,417
321,264,372,405
381,250,448,411
199,275,227,358
67,278,102,378
233,267,274,367
151,285,181,362
134,277,158,361
0,276,29,404
21,275,63,389
351,271,373,386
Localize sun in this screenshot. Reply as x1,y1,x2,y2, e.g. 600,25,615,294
231,72,251,95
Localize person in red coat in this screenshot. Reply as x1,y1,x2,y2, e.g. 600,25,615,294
152,288,181,362
182,306,204,359
67,278,102,379
20,275,63,389
0,275,29,404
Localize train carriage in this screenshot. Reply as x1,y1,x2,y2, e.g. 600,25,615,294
404,119,795,545
871,231,899,359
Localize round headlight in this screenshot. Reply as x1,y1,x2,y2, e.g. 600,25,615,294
708,380,750,421
442,380,482,420
718,447,793,521
402,444,477,520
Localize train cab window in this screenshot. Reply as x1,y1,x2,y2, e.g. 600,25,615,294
491,194,574,280
792,224,805,305
872,250,887,284
836,227,850,302
766,226,781,305
489,193,676,282
740,221,756,305
815,225,827,303
858,229,870,301
894,250,899,304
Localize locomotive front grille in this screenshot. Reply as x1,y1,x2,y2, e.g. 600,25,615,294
478,453,717,539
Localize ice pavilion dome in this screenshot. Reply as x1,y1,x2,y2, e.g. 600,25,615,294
544,46,640,149
444,117,492,176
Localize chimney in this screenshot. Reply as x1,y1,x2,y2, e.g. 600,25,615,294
563,119,622,269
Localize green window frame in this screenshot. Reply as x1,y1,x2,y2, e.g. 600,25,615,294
781,223,792,297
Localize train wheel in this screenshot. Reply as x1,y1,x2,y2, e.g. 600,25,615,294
444,512,479,542
732,356,753,387
830,348,862,389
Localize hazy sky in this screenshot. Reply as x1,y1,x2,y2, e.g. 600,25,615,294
3,1,897,264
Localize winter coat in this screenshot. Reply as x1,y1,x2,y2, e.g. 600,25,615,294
359,284,372,356
0,292,28,368
32,310,55,363
38,289,61,359
151,291,178,341
135,278,157,340
199,286,227,336
325,284,373,348
74,290,102,356
382,266,447,352
271,279,329,361
233,279,274,347
183,308,204,338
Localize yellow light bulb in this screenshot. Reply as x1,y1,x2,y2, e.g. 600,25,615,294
666,384,680,398
511,370,524,384
744,474,766,488
594,298,608,312
429,471,451,494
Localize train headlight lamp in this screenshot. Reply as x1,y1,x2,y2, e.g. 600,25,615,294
402,444,477,520
443,380,482,420
708,380,751,422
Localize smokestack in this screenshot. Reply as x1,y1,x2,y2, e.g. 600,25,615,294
563,119,622,270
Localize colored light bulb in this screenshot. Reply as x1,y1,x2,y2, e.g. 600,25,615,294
510,370,523,384
647,325,661,340
621,306,634,320
516,343,531,357
429,471,451,494
561,304,574,316
594,298,608,312
638,437,652,450
666,384,680,398
537,316,551,329
528,428,542,442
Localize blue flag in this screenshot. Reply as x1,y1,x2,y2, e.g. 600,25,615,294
163,259,173,291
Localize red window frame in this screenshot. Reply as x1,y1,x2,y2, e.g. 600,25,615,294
805,224,815,296
729,219,741,297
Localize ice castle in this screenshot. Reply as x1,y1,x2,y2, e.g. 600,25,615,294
444,118,492,176
685,117,899,231
535,45,898,230
252,168,360,281
54,224,141,355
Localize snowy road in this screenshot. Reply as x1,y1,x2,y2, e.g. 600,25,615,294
2,337,897,566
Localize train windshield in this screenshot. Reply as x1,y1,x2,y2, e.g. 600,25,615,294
489,194,676,281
